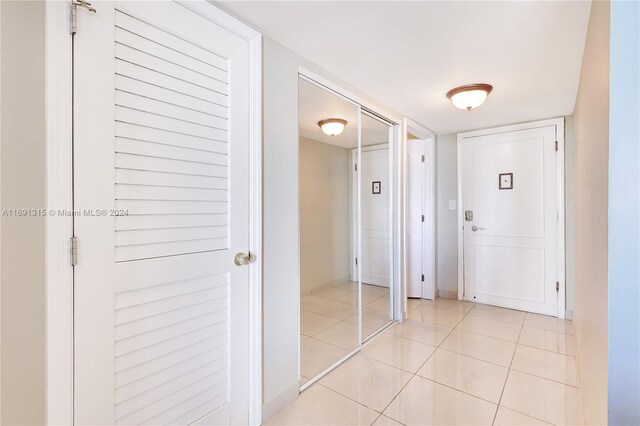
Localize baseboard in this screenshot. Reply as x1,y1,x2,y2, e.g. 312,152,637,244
565,309,574,320
300,276,351,297
438,289,458,300
262,382,300,424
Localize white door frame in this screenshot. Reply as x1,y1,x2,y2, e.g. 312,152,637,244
456,118,566,318
43,2,263,423
401,119,435,315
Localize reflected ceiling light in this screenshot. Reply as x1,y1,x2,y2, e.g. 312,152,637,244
446,84,493,111
318,118,347,136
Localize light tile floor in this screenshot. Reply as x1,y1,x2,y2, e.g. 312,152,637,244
271,298,581,426
300,282,392,382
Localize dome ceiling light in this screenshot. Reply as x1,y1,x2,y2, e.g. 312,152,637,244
318,118,347,136
446,84,493,111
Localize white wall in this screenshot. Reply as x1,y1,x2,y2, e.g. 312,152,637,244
435,134,459,297
572,1,610,424
608,1,639,424
299,137,351,293
0,1,47,424
261,36,403,421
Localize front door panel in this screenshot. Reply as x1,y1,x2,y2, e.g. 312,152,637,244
462,126,558,316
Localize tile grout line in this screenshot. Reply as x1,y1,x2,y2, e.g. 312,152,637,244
304,299,574,425
374,300,478,424
399,306,578,380
306,298,439,425
300,287,391,387
491,316,525,425
491,311,573,426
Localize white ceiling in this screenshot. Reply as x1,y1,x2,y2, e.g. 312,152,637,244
219,1,591,135
299,78,390,149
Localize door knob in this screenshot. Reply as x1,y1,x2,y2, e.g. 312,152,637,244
234,252,252,266
471,225,485,232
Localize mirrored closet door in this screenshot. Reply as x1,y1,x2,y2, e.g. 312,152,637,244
356,112,394,341
298,78,361,386
298,76,396,389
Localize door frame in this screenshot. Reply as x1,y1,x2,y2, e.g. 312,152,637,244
43,2,263,423
456,118,566,318
401,119,435,315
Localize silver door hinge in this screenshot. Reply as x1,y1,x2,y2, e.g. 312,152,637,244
354,164,357,172
355,257,358,266
555,141,559,152
71,0,96,34
421,214,425,222
71,236,78,266
421,274,425,282
421,155,425,162
556,281,560,292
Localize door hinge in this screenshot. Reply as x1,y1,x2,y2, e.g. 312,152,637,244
71,236,78,266
71,0,97,34
355,257,358,266
421,155,425,162
421,214,425,222
556,281,560,292
555,141,559,152
354,164,357,172
421,274,425,282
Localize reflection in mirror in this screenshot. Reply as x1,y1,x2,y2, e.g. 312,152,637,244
298,78,360,386
357,112,393,341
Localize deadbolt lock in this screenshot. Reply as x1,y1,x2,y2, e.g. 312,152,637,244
465,210,473,221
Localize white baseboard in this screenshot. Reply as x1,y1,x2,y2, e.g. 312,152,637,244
262,382,299,424
438,289,458,300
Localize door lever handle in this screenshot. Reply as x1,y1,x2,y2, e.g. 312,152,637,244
471,225,485,232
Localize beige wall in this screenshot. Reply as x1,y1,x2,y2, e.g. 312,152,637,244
0,1,47,424
565,116,576,316
299,137,351,293
572,1,610,424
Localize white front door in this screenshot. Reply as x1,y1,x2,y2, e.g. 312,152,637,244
461,124,560,316
73,2,252,424
356,146,390,287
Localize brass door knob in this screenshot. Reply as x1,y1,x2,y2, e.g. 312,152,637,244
234,252,252,266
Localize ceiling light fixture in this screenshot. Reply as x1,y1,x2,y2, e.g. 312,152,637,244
446,84,493,111
318,118,347,136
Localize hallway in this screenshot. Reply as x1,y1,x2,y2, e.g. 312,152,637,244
270,298,580,425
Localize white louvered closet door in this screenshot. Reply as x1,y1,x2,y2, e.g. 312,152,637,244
73,2,251,424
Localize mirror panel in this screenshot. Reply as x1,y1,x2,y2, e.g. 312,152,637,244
358,112,393,341
298,78,360,385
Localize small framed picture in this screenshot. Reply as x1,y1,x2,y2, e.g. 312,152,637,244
499,173,513,190
372,181,381,194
